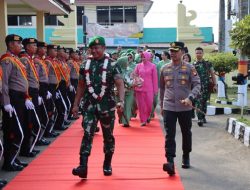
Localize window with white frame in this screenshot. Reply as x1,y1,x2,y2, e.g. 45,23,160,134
77,6,85,25
8,15,32,26
45,15,64,26
97,6,137,25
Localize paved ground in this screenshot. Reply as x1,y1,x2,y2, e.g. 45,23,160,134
157,110,250,190
1,109,250,190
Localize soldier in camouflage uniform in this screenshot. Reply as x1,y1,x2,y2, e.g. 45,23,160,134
193,47,216,127
72,36,124,178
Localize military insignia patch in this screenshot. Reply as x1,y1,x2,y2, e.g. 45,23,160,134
95,39,99,44
14,36,20,41
30,38,35,43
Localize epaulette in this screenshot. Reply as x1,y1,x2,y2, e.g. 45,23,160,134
0,53,12,63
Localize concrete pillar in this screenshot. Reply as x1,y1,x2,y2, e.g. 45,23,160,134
36,11,45,41
0,0,8,54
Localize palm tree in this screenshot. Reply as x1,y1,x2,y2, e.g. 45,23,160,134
219,0,225,52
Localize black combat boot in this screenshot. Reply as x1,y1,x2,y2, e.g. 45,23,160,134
72,156,88,178
182,154,190,169
197,120,203,127
103,153,113,176
163,157,175,176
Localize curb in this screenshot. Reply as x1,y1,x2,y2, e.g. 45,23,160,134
226,118,250,147
215,99,236,105
207,105,240,115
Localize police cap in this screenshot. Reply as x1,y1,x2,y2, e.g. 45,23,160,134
169,41,185,51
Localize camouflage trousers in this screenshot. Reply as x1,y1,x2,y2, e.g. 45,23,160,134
79,103,116,157
194,90,209,120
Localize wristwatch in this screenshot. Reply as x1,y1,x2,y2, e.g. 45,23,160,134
188,96,194,102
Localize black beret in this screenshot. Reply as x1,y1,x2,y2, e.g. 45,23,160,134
37,41,47,47
65,48,70,53
22,38,38,47
69,49,78,54
5,34,23,44
88,36,105,47
47,44,58,50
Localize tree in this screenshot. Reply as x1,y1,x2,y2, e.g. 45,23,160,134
230,14,250,56
230,14,250,107
205,52,238,99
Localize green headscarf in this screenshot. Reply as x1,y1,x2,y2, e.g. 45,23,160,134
116,56,128,70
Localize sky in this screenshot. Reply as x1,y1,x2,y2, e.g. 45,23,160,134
143,0,220,42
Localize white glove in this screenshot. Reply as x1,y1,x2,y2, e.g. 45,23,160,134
69,85,75,92
56,92,60,99
4,104,14,117
46,91,52,100
38,96,42,106
25,99,34,110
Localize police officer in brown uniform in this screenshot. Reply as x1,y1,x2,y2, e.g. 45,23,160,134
0,67,8,187
57,46,70,128
160,42,201,176
34,41,52,145
45,45,65,132
67,49,80,120
43,45,61,137
19,38,41,157
1,34,34,171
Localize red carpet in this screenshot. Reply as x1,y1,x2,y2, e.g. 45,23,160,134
4,115,184,190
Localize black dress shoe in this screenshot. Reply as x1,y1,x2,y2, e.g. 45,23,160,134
55,125,68,131
19,151,36,157
36,138,51,146
182,158,190,169
163,162,175,176
0,179,7,185
2,162,24,171
103,165,112,176
15,159,28,167
72,165,88,178
64,120,71,125
0,181,7,189
32,149,40,154
50,130,60,137
44,130,60,138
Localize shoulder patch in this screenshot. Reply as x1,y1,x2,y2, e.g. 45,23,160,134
4,58,10,64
